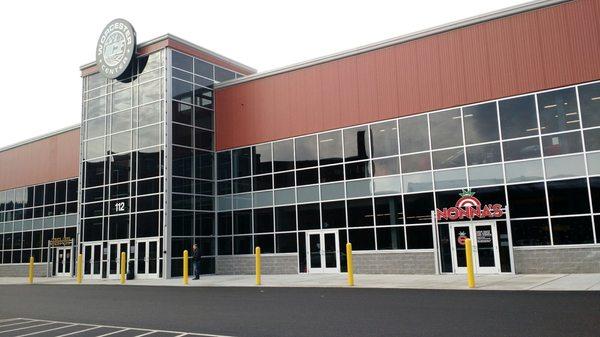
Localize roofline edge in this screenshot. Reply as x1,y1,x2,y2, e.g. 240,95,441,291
0,124,81,153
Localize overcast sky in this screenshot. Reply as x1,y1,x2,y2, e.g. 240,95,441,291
0,0,528,148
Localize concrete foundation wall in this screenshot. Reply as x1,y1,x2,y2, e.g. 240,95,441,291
514,247,600,273
353,251,436,274
216,254,298,275
0,263,48,277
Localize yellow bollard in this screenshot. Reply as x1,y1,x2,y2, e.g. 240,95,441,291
255,247,261,285
28,256,34,284
465,238,475,288
183,250,189,285
120,251,126,285
77,254,83,284
346,243,354,286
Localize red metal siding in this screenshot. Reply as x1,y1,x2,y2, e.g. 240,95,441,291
215,0,600,150
0,129,80,191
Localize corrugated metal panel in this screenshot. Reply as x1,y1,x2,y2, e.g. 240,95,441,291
0,129,80,191
215,0,600,150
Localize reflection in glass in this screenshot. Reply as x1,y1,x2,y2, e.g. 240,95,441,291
468,164,503,187
295,136,318,168
463,103,499,144
319,131,343,165
502,137,540,161
273,140,294,171
429,109,463,149
401,153,431,173
541,131,582,156
344,126,370,161
434,168,467,190
544,154,586,179
579,82,600,127
499,95,538,139
399,115,429,154
432,148,465,169
466,143,501,165
370,121,398,157
537,88,580,133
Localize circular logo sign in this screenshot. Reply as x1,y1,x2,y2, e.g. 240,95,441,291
95,19,136,79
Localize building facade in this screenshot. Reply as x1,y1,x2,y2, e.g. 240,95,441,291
1,0,599,278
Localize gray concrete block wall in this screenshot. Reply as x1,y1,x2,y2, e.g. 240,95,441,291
514,247,600,273
353,252,436,274
0,263,49,277
216,254,298,275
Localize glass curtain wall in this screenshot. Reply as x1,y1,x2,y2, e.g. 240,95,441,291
168,49,243,276
0,179,78,264
216,80,600,272
81,50,166,276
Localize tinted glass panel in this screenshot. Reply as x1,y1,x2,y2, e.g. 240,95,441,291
406,225,433,249
537,88,580,133
579,82,600,127
273,140,294,171
499,95,539,139
432,148,464,169
297,204,320,230
345,161,371,180
507,182,547,218
429,109,463,149
252,144,272,175
344,126,370,161
374,196,403,226
370,121,398,157
466,143,501,165
403,193,433,224
275,206,296,232
372,157,399,177
274,172,295,189
584,128,600,151
401,153,431,173
319,131,343,165
348,228,375,250
502,137,541,161
551,216,594,245
547,179,590,216
376,227,405,250
399,115,429,153
511,219,551,246
541,132,582,156
296,169,318,186
217,151,231,180
463,103,499,144
320,165,344,183
232,148,251,178
253,208,274,233
321,201,346,229
295,136,318,168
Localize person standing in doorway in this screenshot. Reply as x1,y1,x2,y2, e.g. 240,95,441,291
192,243,201,280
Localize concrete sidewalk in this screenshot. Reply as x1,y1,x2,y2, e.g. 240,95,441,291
3,273,600,290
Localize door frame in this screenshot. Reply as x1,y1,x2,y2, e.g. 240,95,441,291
305,229,340,274
54,246,72,277
107,240,130,279
135,238,160,279
82,242,103,279
449,221,501,274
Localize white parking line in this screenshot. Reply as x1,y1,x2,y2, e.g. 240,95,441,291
15,324,75,337
13,318,235,337
54,326,101,337
0,321,34,329
95,328,129,337
0,322,54,334
0,319,21,324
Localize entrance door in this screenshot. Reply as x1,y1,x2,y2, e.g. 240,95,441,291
83,243,102,279
55,247,71,277
108,241,129,279
136,239,159,278
450,222,500,274
306,230,339,273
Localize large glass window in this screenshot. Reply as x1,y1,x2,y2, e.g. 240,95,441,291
502,138,541,161
370,121,398,157
578,82,600,128
432,148,465,169
399,115,429,153
295,136,318,168
232,147,251,178
403,193,433,224
275,206,296,232
498,95,539,139
466,143,501,165
252,144,272,175
511,219,551,246
401,153,431,173
547,178,590,216
537,88,580,133
319,131,343,165
376,227,405,250
297,204,320,230
273,140,294,171
463,103,499,144
551,216,594,245
429,109,463,149
321,201,346,229
344,126,370,161
233,210,252,234
217,151,231,180
541,131,582,156
253,208,274,233
374,196,403,226
507,182,547,218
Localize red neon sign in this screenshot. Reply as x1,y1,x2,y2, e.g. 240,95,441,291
436,190,503,221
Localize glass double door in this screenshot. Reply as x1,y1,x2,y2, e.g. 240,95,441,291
108,241,130,279
136,239,159,278
54,247,71,277
83,243,102,279
306,230,339,273
450,222,500,274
